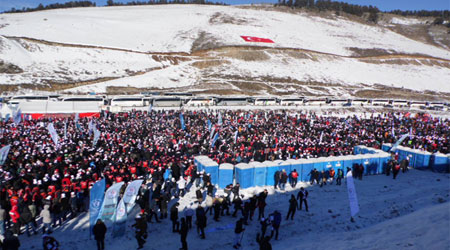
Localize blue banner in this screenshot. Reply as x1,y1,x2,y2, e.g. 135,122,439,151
210,132,219,148
218,112,223,125
390,133,409,152
89,179,106,237
113,197,127,238
123,180,143,214
13,109,21,125
98,182,124,224
0,145,11,165
180,113,186,130
207,119,212,131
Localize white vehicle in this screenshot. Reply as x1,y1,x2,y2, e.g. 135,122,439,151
110,96,145,107
185,97,215,107
329,99,351,106
304,98,327,106
216,97,249,106
254,97,278,106
409,101,428,108
152,97,182,107
61,96,106,106
392,100,408,107
371,99,391,106
352,99,369,106
279,97,304,106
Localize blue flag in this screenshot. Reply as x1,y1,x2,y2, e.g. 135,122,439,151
207,119,212,131
90,179,106,237
218,112,222,125
0,145,11,165
210,132,219,148
390,133,409,152
180,113,186,130
234,130,238,143
13,109,21,125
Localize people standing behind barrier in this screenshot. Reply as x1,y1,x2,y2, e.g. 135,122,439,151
289,169,298,188
279,170,288,191
336,169,343,185
297,187,309,212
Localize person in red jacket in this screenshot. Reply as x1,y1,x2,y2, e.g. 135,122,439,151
9,205,20,235
290,169,299,188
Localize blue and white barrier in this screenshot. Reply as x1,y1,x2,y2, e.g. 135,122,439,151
192,145,447,190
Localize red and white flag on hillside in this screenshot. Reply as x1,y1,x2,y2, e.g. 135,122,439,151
240,36,274,43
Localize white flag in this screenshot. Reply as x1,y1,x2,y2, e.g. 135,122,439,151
93,127,101,146
319,131,324,143
64,119,67,140
47,123,60,146
346,171,359,217
0,145,11,165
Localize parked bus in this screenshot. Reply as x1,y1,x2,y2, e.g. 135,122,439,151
152,97,182,107
279,97,304,106
254,97,278,106
216,97,250,106
185,97,215,107
110,96,145,107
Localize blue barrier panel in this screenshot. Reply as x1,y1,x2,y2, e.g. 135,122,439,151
331,156,344,173
381,143,392,152
396,146,409,163
431,153,449,173
299,159,314,182
365,155,380,175
194,156,209,172
250,162,267,187
313,157,327,172
351,155,363,167
235,163,254,189
278,160,291,173
361,157,371,174
265,161,279,187
203,160,219,185
323,157,334,170
286,159,302,173
414,151,432,169
378,153,391,174
343,156,354,172
218,163,234,189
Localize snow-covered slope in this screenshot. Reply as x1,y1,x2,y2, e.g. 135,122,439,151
1,5,449,58
17,169,450,250
0,5,449,97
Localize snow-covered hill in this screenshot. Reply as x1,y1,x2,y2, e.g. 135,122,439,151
0,5,449,98
17,168,450,250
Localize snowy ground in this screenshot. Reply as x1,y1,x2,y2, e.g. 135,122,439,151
18,169,450,250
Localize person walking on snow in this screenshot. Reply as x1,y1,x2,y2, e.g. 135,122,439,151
297,187,309,212
233,218,245,249
179,217,189,250
286,195,297,220
93,219,107,250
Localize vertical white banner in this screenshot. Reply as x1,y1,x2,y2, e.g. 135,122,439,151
346,171,359,217
47,123,60,147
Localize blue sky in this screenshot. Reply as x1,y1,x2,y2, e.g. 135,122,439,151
1,0,449,12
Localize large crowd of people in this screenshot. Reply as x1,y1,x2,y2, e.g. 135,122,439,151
0,109,447,249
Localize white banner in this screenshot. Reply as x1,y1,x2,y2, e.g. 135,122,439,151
47,123,60,146
123,179,143,213
0,145,11,165
93,127,101,146
346,171,359,217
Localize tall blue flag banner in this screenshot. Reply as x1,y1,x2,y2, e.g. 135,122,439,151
113,198,127,238
47,123,60,146
218,112,223,125
210,132,219,148
207,119,212,131
0,145,11,165
88,120,94,135
234,131,238,143
123,179,143,214
180,113,186,130
13,109,21,125
346,171,359,217
390,133,410,152
98,182,124,223
93,127,101,146
89,179,106,237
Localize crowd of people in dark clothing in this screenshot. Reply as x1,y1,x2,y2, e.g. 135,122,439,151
0,109,447,249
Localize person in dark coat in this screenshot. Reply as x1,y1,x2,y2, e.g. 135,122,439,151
336,169,343,185
195,206,207,239
393,162,401,180
249,195,257,221
170,202,180,232
256,232,272,250
273,170,280,189
297,187,309,212
2,230,20,250
20,205,36,236
269,210,281,241
132,214,148,249
93,219,107,250
233,218,245,249
257,190,268,220
179,217,188,250
286,195,297,220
